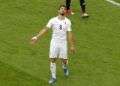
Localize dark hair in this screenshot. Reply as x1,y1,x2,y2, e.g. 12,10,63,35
58,5,66,10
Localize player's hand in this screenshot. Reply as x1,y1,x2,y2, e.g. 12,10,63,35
70,46,76,54
30,36,38,45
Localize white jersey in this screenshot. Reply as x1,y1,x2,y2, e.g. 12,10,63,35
46,16,72,41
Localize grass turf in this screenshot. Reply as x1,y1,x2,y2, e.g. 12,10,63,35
0,0,120,86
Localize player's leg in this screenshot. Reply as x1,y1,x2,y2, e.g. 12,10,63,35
66,0,71,10
59,41,69,76
65,0,74,15
80,0,89,17
49,58,57,84
80,0,86,14
62,59,69,76
48,40,58,84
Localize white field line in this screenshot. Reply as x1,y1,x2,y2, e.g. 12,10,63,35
106,0,120,7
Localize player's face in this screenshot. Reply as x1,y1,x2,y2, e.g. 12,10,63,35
58,7,66,16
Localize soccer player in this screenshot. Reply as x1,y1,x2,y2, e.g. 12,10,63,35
31,5,75,84
66,0,89,17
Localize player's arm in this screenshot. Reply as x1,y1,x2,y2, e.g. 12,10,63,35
67,31,76,53
31,18,53,44
31,27,49,44
35,27,49,39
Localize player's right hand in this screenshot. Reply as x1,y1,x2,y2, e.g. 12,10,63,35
30,36,38,44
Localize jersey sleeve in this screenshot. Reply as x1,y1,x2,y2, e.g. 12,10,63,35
67,20,72,31
46,18,53,29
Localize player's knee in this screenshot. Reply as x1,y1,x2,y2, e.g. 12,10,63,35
62,59,68,64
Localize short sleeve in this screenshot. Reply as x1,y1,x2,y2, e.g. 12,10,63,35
46,18,53,29
67,19,72,31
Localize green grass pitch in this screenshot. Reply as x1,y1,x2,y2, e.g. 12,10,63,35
0,0,120,86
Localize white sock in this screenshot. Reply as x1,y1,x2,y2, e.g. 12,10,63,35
50,62,56,79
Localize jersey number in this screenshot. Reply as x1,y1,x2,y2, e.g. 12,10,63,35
59,25,62,30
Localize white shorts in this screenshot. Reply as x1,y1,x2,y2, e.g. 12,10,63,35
49,39,68,59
